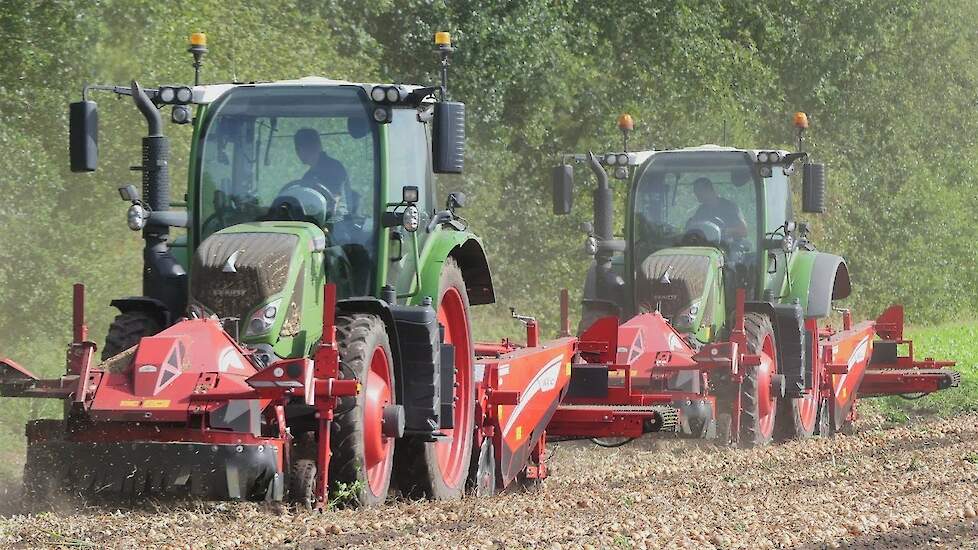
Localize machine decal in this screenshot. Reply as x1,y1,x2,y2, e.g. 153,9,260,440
219,347,247,372
627,330,645,365
836,336,870,389
501,354,564,437
668,332,684,352
222,249,242,273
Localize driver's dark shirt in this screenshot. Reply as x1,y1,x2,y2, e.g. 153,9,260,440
302,152,348,193
302,152,348,214
688,197,743,229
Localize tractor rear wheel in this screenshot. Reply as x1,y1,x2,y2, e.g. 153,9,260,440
101,311,161,360
330,313,396,507
395,257,475,500
739,313,779,448
775,330,820,441
775,388,819,441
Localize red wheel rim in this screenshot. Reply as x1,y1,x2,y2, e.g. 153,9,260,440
756,333,778,437
794,382,819,434
434,286,473,489
362,346,393,496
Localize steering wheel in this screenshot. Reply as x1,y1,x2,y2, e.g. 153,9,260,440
682,217,724,246
268,179,338,225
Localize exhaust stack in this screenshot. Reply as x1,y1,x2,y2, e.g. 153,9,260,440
132,81,187,318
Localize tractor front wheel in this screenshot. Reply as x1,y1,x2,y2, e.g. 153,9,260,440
101,311,161,360
395,257,475,500
330,313,396,507
739,313,779,448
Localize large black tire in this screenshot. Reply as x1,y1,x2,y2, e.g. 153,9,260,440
101,311,161,360
329,313,395,507
739,313,778,448
394,258,476,500
289,458,317,510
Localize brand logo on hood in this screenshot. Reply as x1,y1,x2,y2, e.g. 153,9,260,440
223,250,243,273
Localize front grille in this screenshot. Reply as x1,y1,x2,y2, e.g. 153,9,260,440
636,253,711,327
191,232,297,319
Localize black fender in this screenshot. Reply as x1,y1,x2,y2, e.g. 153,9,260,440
110,296,172,328
744,301,809,398
450,239,495,305
806,253,851,318
336,297,447,434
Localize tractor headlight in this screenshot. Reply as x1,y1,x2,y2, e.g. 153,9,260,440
617,153,629,166
175,86,192,103
126,203,147,231
604,153,617,166
584,235,598,255
171,105,192,124
370,86,387,102
756,151,769,163
158,86,176,103
614,166,628,180
402,204,420,232
245,299,282,337
373,107,390,123
385,87,401,103
767,151,782,164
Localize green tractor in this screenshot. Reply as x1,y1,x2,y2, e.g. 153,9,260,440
68,32,492,504
553,113,850,445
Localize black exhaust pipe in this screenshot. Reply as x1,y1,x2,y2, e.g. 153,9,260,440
586,151,614,246
131,81,186,319
585,151,625,309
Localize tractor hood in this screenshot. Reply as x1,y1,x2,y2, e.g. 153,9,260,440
190,222,326,351
635,247,723,335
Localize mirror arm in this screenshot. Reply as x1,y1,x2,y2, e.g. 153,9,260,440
426,210,454,233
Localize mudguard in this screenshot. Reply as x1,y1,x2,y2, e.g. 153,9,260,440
110,296,172,327
414,229,494,306
785,251,851,319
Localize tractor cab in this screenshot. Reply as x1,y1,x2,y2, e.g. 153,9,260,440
193,81,432,302
553,114,830,343
627,147,797,337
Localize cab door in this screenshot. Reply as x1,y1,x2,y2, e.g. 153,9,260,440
762,172,792,297
385,108,433,301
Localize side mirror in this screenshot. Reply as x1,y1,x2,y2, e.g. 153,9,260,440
432,101,465,174
802,163,826,213
552,164,574,215
69,100,98,172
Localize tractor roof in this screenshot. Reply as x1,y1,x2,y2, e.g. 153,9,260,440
662,144,791,155
192,76,428,105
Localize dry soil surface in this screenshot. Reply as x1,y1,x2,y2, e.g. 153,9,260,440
1,413,976,549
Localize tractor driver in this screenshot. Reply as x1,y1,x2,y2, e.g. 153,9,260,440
292,127,349,217
687,177,748,239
